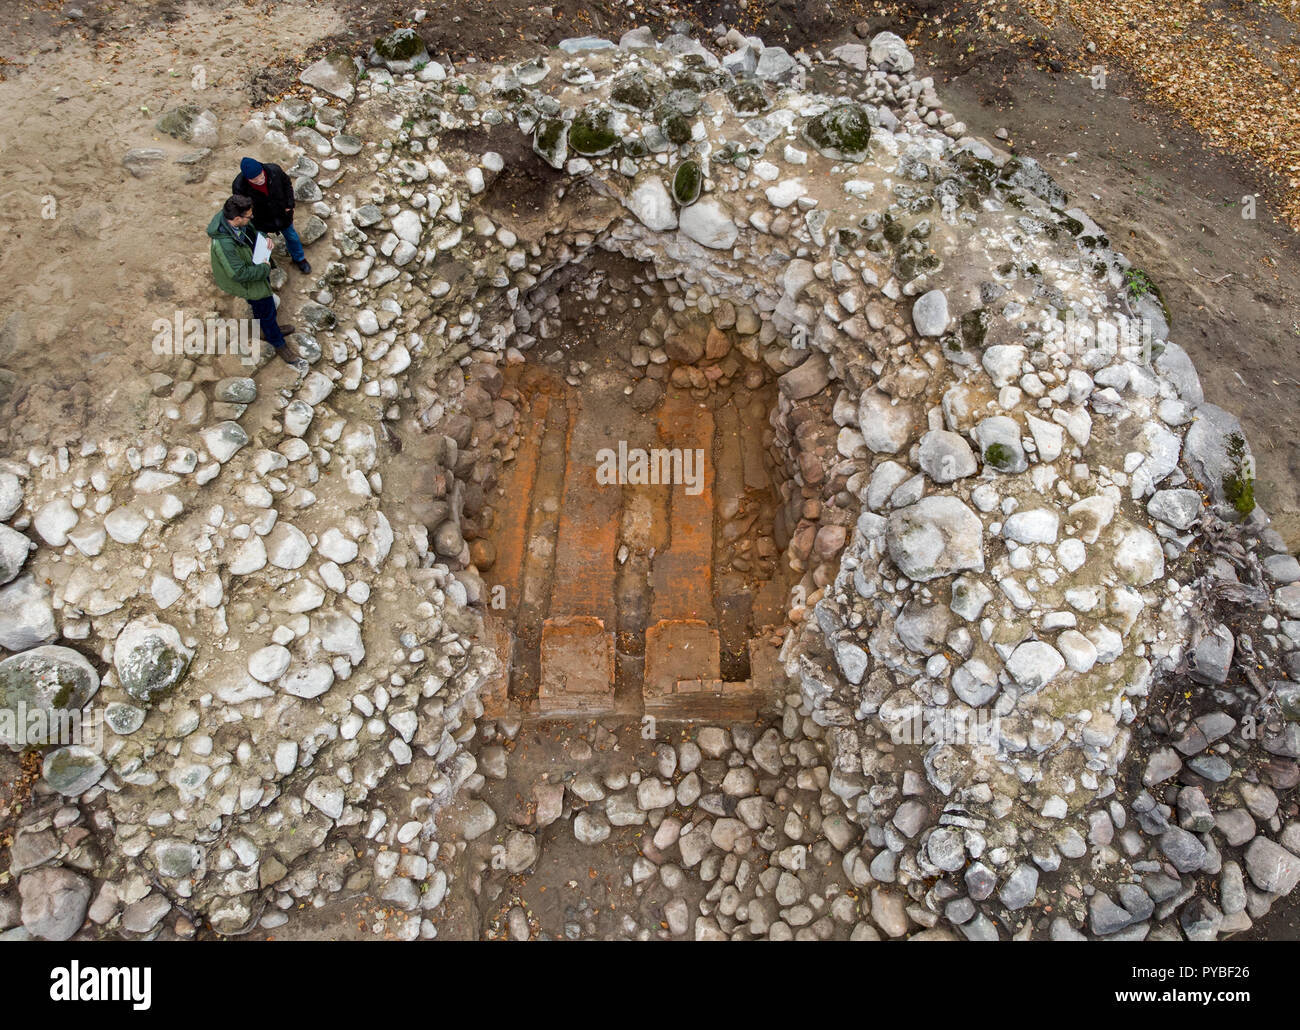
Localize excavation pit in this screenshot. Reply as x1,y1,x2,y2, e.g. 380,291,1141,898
467,255,801,723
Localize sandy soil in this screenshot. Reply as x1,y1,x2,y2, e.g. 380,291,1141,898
0,1,346,448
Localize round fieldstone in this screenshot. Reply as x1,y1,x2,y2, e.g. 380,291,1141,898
248,645,292,683
113,618,193,704
42,745,107,796
19,867,91,940
0,645,100,750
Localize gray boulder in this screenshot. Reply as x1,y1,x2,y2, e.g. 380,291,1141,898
122,148,166,178
19,867,91,940
911,290,948,337
0,576,56,652
300,51,358,101
0,645,100,750
1187,624,1234,685
1244,837,1300,894
918,430,976,483
113,618,193,704
973,416,1027,474
778,352,831,400
0,523,32,585
886,496,984,582
1183,403,1254,512
869,31,915,73
1147,488,1202,530
42,746,107,796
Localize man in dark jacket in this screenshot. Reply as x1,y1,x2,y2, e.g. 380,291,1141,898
232,157,311,274
208,194,307,373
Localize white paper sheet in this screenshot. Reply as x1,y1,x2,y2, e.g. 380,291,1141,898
252,232,272,265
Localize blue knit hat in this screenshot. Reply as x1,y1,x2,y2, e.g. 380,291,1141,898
240,157,264,179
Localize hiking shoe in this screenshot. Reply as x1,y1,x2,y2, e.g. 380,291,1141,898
276,347,308,374
295,259,312,274
277,324,296,338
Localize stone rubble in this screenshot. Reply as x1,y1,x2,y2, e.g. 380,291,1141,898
0,21,1296,942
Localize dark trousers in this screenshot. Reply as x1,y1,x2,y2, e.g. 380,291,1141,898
248,294,286,350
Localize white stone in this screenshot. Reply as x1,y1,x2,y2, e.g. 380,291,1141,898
1056,538,1086,572
982,345,1025,388
858,390,915,454
765,180,805,208
627,178,677,231
1006,640,1065,691
678,199,738,250
104,507,149,545
1114,526,1164,586
280,663,335,699
886,496,985,582
911,290,948,337
952,658,998,706
266,523,311,569
1002,508,1059,545
34,498,78,546
227,535,267,575
0,473,22,521
248,645,292,683
318,528,359,564
1056,630,1098,673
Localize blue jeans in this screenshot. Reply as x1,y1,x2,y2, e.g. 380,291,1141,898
281,224,305,263
248,294,286,350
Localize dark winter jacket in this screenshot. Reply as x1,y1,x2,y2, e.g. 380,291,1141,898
231,162,296,234
207,209,271,301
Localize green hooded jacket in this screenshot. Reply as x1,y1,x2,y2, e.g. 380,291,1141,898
207,209,271,301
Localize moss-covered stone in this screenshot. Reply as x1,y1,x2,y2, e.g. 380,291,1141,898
1124,267,1171,327
894,248,941,282
1051,206,1085,237
1222,432,1256,518
155,105,201,140
835,228,861,251
567,108,619,156
803,103,873,162
661,89,702,116
533,118,568,169
374,27,426,61
610,72,656,111
726,80,771,114
672,160,702,206
659,111,694,146
960,308,989,349
983,442,1016,471
669,66,730,92
0,646,100,750
954,152,1000,196
114,618,193,706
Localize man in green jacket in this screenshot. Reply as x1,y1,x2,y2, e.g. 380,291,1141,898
207,194,306,372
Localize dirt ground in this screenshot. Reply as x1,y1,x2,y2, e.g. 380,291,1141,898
1,0,1298,939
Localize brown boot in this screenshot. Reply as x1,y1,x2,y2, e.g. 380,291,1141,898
276,345,308,374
